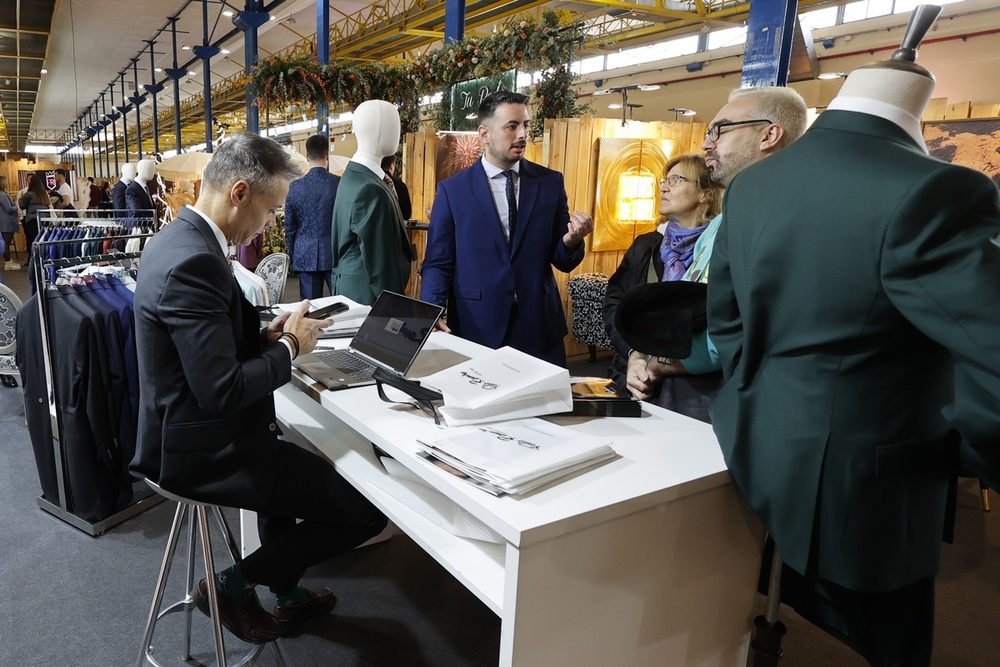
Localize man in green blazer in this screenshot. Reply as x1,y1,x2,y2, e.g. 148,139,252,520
708,81,1000,663
331,100,412,305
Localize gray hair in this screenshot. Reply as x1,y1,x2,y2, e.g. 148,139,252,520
729,86,808,149
200,132,301,195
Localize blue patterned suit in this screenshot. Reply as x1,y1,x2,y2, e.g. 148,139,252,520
283,166,340,299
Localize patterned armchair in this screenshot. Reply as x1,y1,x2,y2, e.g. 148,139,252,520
567,273,613,362
0,283,23,387
254,252,289,306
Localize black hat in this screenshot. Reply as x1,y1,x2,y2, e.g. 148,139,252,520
614,281,707,359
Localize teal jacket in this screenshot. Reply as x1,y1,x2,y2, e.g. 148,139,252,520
331,162,412,305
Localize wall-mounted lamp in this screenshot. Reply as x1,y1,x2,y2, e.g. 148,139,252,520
822,37,836,49
817,72,848,80
685,62,704,73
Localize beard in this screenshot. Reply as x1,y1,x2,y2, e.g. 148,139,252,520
710,140,758,186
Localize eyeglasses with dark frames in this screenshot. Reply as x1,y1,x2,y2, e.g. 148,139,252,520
658,174,689,188
704,119,772,143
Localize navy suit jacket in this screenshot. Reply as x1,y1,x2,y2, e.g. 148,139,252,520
111,180,128,211
125,181,155,220
284,166,340,272
421,159,584,353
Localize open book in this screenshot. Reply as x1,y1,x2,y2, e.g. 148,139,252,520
420,346,572,426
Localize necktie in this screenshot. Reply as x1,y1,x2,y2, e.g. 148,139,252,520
501,169,517,244
383,174,398,200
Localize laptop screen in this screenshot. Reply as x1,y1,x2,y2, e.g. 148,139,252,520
348,291,444,375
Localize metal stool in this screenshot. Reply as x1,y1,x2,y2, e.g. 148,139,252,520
136,481,281,667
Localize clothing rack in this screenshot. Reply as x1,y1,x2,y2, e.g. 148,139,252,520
31,211,163,536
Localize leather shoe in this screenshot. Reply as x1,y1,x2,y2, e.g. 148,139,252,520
193,578,283,644
274,588,338,633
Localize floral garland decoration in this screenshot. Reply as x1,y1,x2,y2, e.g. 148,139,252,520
250,10,586,137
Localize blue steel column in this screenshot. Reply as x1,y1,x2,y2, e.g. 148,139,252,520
108,85,121,173
741,0,799,87
194,0,221,152
234,1,269,136
145,41,165,155
130,59,146,156
165,17,186,152
88,108,98,177
117,75,132,161
444,0,466,44
316,0,330,134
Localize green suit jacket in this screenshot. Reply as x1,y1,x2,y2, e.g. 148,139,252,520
708,110,1000,592
331,162,412,305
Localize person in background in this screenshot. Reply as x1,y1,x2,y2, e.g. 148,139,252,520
87,177,102,210
0,176,20,272
53,169,74,212
284,134,340,299
601,155,723,421
133,132,387,645
421,91,593,367
18,174,49,255
380,154,412,221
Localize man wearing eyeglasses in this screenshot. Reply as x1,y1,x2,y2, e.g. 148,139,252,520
630,87,807,400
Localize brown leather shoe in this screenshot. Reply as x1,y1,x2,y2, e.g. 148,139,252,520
193,578,283,644
274,588,338,634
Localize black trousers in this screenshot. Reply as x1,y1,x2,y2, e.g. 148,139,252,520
223,440,387,593
779,564,935,667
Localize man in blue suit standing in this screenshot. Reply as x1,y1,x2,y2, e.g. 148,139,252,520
421,91,593,367
284,134,340,299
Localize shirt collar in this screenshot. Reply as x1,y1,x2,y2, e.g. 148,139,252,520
351,153,387,179
825,96,927,153
481,155,520,179
185,205,229,256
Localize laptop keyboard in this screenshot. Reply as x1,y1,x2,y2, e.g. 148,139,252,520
312,349,376,379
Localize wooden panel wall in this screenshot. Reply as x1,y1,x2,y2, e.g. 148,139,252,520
402,116,705,359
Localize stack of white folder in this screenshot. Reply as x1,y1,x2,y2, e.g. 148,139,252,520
416,418,617,496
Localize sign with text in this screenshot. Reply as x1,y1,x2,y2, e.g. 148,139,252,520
449,71,517,132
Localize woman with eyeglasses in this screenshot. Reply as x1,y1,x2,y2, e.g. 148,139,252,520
602,154,724,421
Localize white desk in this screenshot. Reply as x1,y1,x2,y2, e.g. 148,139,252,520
270,333,763,666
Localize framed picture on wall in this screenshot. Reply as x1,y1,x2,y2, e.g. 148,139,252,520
923,117,1000,187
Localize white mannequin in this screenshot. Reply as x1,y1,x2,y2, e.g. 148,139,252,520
121,163,136,184
826,5,940,150
351,100,400,168
135,159,156,187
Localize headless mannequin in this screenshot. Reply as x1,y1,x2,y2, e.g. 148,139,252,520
126,158,157,217
332,99,411,304
112,163,136,211
825,5,940,150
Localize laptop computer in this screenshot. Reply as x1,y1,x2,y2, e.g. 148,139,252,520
292,291,444,390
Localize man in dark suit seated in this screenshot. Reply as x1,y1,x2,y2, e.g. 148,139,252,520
132,133,388,644
421,91,593,367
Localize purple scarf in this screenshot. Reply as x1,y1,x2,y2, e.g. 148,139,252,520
660,220,707,282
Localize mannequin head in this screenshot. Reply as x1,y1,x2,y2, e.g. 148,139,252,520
121,163,137,183
136,159,156,185
352,100,400,163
